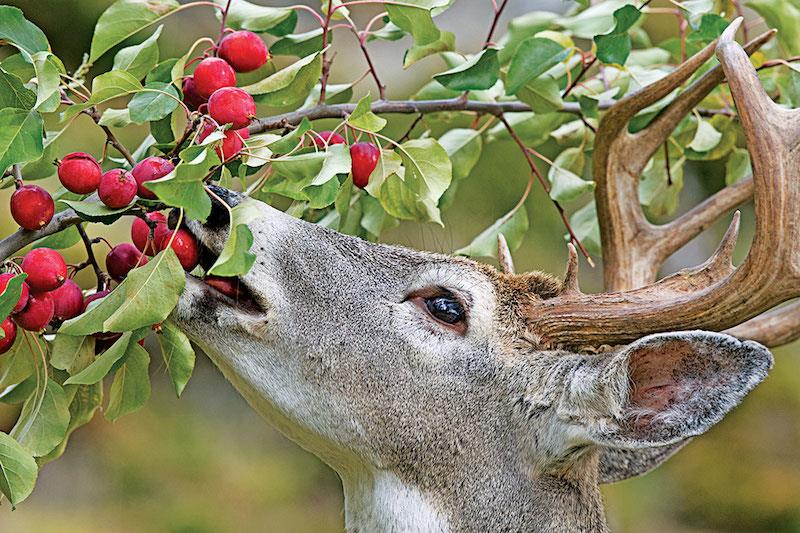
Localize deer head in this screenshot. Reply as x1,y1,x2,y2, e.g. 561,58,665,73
171,22,789,532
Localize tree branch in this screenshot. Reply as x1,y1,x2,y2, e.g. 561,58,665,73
0,208,82,262
76,223,110,291
248,98,605,134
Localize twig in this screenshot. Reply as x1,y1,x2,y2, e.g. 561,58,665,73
563,55,597,98
216,0,233,46
399,114,424,142
499,116,594,266
319,0,335,104
11,165,23,189
484,0,509,48
664,142,672,186
84,109,136,166
76,224,109,291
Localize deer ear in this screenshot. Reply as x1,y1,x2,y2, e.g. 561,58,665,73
587,331,772,449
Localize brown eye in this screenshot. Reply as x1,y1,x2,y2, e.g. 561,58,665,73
424,294,465,324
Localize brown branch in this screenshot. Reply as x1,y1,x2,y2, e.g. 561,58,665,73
319,0,334,104
84,108,136,166
0,208,82,262
563,55,597,99
76,223,109,291
484,0,510,48
248,99,607,134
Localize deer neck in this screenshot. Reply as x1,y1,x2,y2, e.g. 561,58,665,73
339,454,608,533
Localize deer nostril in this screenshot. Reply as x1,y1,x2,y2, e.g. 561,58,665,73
206,185,242,229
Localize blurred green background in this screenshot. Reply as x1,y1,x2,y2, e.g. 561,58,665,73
1,1,799,531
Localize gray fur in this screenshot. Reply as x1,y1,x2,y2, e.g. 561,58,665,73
171,197,773,532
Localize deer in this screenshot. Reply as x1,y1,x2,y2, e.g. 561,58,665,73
171,21,799,532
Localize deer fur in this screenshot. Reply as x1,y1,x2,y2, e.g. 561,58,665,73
171,194,772,532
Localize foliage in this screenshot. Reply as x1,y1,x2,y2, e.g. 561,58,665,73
0,0,797,507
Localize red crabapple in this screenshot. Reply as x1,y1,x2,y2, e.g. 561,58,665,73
158,229,200,271
0,318,17,354
350,142,380,189
131,156,174,200
58,152,102,194
13,291,54,332
106,243,148,281
98,169,137,208
193,57,236,99
22,248,67,292
182,76,207,111
313,131,346,148
217,30,269,73
131,212,167,256
198,122,249,161
208,87,256,129
11,185,54,230
51,279,84,321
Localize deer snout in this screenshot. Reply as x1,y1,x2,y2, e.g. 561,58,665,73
206,184,244,230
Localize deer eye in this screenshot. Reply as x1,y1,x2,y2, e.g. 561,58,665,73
424,293,465,325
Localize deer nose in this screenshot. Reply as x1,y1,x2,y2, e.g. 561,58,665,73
206,185,243,229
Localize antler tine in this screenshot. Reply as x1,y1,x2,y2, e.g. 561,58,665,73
595,29,774,292
636,30,776,157
524,22,800,349
560,243,581,296
725,301,800,348
497,234,515,274
597,39,718,138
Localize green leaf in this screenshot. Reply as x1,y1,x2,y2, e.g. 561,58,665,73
241,51,322,107
98,108,132,128
321,0,350,20
51,334,95,375
105,342,150,422
360,195,398,238
30,52,63,113
265,117,311,154
438,128,482,181
217,0,295,33
271,28,328,57
89,0,180,63
146,147,220,221
33,225,81,250
60,250,185,337
687,13,729,45
0,108,43,173
455,206,528,259
348,94,387,132
569,201,602,257
129,82,179,123
639,155,685,218
548,147,593,204
516,76,563,113
594,5,641,66
749,0,800,55
0,274,26,329
157,321,195,397
112,25,162,80
497,11,560,63
0,6,49,56
61,199,132,224
364,148,403,197
146,57,178,84
687,118,723,152
434,47,500,91
38,382,102,465
13,379,70,457
505,38,569,94
63,70,144,120
0,432,38,507
726,147,752,186
208,200,262,277
22,127,70,180
64,332,136,385
0,338,35,391
0,68,36,111
386,2,455,67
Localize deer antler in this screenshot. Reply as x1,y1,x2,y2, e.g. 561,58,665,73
594,29,773,291
525,19,800,349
